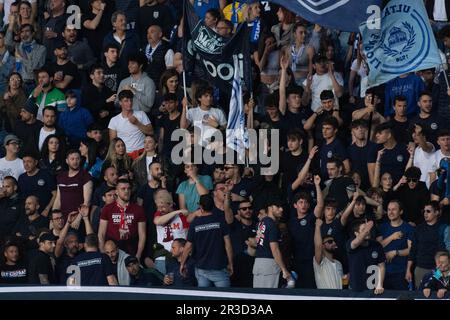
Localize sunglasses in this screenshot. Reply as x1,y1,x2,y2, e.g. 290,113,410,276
323,239,335,245
407,178,418,183
239,206,252,211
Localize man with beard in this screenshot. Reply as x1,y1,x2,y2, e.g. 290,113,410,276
0,242,28,284
29,68,66,119
4,23,46,94
13,195,49,242
49,40,80,92
28,232,58,284
224,197,257,288
18,152,56,217
104,239,130,286
62,24,96,76
99,179,146,259
53,150,93,217
0,176,22,241
82,65,116,127
313,218,343,289
36,106,63,151
137,161,165,256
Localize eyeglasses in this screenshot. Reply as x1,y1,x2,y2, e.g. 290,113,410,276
407,178,418,183
239,206,252,211
323,239,335,244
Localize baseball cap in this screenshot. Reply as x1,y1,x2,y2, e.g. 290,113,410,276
54,39,68,49
39,232,58,243
124,256,139,267
3,134,21,147
23,98,38,117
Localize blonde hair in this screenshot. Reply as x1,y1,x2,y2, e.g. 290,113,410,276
104,137,132,172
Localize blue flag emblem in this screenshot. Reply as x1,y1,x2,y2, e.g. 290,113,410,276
296,0,350,14
360,0,441,87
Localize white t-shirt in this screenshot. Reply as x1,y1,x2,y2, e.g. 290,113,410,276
187,107,227,146
313,256,343,289
108,111,151,153
303,72,344,112
414,145,436,188
0,157,25,184
154,211,189,251
433,149,450,173
1,0,36,25
38,128,56,151
350,59,369,98
434,0,448,21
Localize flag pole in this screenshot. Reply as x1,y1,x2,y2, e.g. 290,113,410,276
182,0,188,99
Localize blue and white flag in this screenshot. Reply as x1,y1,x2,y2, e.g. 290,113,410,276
360,0,441,87
266,0,381,32
226,64,248,162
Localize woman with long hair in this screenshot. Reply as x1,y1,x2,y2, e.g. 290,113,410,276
79,138,104,181
348,41,369,105
271,6,295,48
159,69,183,99
289,23,314,86
0,72,26,132
101,137,132,177
39,134,67,176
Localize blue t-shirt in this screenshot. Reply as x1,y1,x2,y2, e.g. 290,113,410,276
70,251,114,286
319,138,349,179
384,73,425,117
346,239,385,292
368,143,409,184
288,212,316,263
379,221,415,274
166,257,197,287
193,0,220,19
347,141,376,189
176,175,213,213
255,217,279,259
187,213,230,270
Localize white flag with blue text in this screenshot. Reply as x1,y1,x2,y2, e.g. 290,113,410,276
360,0,441,87
226,63,248,162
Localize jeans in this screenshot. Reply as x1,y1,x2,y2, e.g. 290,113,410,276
195,267,230,288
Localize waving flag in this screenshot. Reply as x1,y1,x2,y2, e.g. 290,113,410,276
226,64,248,163
360,0,441,87
266,0,382,32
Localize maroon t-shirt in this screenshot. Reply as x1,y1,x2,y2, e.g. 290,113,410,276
100,202,146,255
56,169,92,215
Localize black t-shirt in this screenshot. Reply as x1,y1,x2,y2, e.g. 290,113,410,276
187,213,230,270
346,239,385,291
82,8,113,56
13,215,49,240
319,138,349,179
280,151,308,191
18,169,56,214
368,143,409,184
229,219,257,257
328,176,354,212
0,263,28,284
102,61,125,93
347,141,376,190
288,212,316,263
28,250,57,284
49,61,81,92
70,251,114,286
284,108,312,131
430,180,450,225
411,113,443,148
56,253,77,284
138,3,175,41
255,216,279,259
160,113,181,157
388,118,411,145
166,257,197,287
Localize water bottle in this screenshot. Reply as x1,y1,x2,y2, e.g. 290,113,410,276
15,58,22,72
408,280,414,291
286,271,298,288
